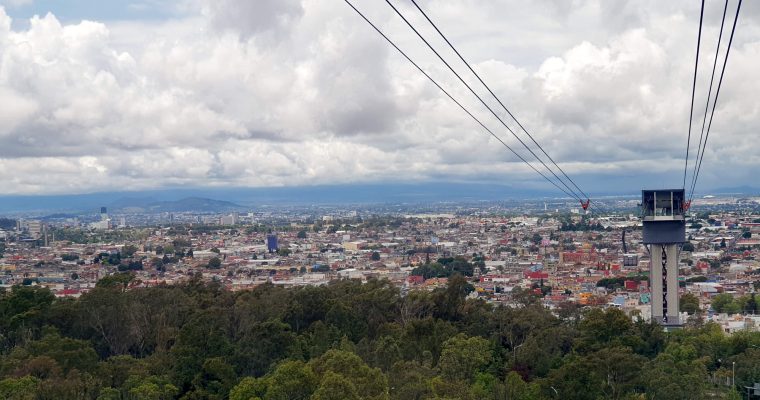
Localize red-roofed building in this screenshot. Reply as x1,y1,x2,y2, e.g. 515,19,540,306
525,271,549,280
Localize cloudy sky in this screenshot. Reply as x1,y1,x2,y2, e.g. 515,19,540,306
0,0,758,197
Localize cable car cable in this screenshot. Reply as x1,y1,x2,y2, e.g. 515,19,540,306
689,0,742,203
383,0,585,202
342,0,579,200
688,0,729,201
408,0,592,203
683,0,706,189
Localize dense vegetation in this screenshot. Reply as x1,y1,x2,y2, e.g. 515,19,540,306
1,274,758,400
410,256,480,278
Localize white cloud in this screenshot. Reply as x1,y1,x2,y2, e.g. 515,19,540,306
0,1,759,196
0,0,33,8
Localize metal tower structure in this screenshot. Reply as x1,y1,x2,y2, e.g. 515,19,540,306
641,189,687,326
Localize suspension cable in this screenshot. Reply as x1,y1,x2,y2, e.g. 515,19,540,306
683,0,706,189
342,0,580,200
689,0,742,203
408,0,591,202
383,0,584,202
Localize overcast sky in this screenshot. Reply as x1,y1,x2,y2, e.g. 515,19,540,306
0,0,758,196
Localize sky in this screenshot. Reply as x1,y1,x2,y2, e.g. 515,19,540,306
0,0,759,197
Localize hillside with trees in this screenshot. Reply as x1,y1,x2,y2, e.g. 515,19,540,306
1,274,758,399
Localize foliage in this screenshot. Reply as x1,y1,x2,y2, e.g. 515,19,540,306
680,293,700,314
596,275,648,290
0,278,758,399
61,253,80,262
207,257,222,269
711,293,741,314
411,256,475,278
559,216,604,231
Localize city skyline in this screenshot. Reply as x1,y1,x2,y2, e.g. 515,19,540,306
1,0,760,196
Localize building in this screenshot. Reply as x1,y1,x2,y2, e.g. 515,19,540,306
220,213,240,226
642,189,687,327
267,234,278,253
25,220,44,239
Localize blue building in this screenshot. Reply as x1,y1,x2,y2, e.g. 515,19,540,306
267,234,278,253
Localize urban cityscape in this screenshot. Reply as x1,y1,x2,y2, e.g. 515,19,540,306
2,194,760,398
2,197,760,331
1,0,760,399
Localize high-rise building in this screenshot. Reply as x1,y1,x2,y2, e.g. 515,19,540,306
91,206,111,230
267,234,278,253
26,220,44,239
220,213,240,226
642,189,686,327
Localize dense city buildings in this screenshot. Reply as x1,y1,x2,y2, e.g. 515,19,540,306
2,196,759,333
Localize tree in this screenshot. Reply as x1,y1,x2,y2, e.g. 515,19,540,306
682,242,695,252
370,251,381,261
121,245,138,258
186,357,236,398
229,377,266,400
151,257,165,271
3,269,759,400
438,334,492,382
61,254,79,261
233,320,296,377
312,372,359,400
742,231,752,239
309,350,388,400
730,348,760,393
297,230,308,239
0,285,56,347
680,293,700,314
95,272,134,289
576,308,634,352
127,376,179,400
96,388,121,400
24,332,99,374
643,348,707,400
265,360,317,400
388,361,435,400
504,371,540,400
586,347,646,399
711,293,739,314
207,257,222,269
0,376,39,400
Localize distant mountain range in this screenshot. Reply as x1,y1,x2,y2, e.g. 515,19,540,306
0,182,758,214
111,197,245,213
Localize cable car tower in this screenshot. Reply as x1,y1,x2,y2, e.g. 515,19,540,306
641,189,686,327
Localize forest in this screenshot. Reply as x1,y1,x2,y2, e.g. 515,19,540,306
1,273,759,400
